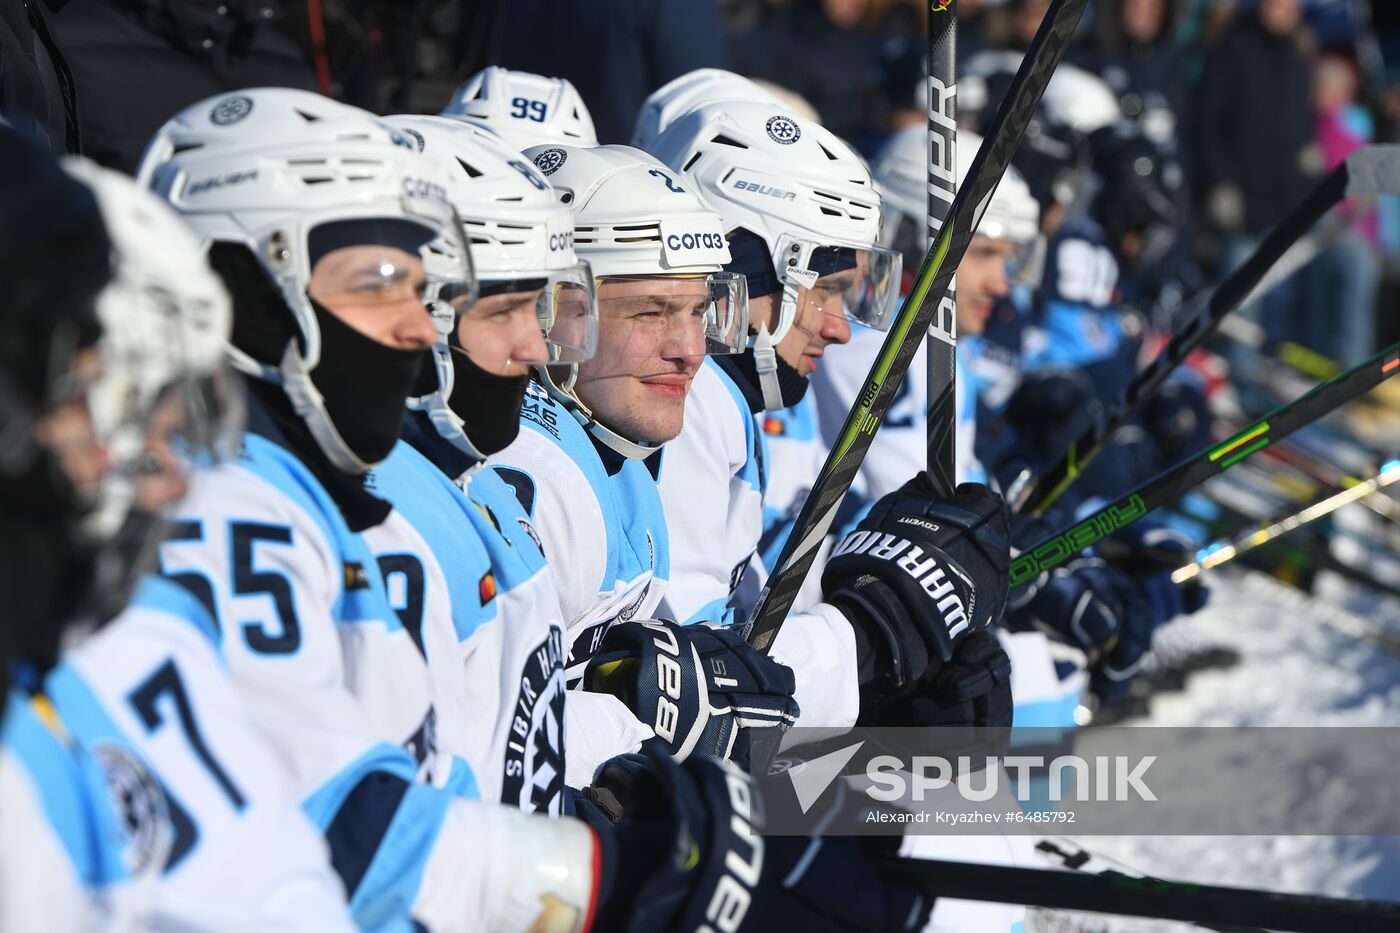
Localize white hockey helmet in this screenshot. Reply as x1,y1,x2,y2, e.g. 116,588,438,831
441,67,598,154
384,114,599,461
646,99,901,409
872,126,1041,282
138,88,475,474
630,68,781,151
524,143,749,458
64,157,239,540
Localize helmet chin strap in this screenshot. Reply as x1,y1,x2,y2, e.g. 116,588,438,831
750,326,786,412
536,361,662,461
277,340,377,475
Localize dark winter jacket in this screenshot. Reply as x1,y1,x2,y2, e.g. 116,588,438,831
497,0,729,145
0,0,79,154
1196,16,1313,235
49,0,316,173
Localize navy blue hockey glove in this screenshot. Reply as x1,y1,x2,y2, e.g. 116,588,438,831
821,477,1010,709
578,746,932,933
585,618,800,765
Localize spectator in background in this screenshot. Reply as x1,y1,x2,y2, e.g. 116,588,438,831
730,0,878,147
1007,0,1052,50
1295,51,1384,366
1072,0,1184,150
497,0,728,144
49,0,317,173
0,0,79,154
1197,0,1318,373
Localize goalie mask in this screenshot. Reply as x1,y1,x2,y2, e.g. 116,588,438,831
385,114,598,463
442,67,598,154
524,143,748,459
138,88,475,475
645,100,901,411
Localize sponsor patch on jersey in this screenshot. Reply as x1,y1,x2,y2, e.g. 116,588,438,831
343,561,370,590
762,416,786,436
209,95,253,126
478,570,497,604
94,742,171,875
533,147,568,176
502,627,567,814
765,114,801,145
659,216,729,268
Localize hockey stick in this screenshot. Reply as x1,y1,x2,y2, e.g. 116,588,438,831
1172,459,1400,585
1033,836,1269,933
744,0,1090,654
925,0,958,495
878,856,1400,931
1012,145,1400,516
1010,341,1400,588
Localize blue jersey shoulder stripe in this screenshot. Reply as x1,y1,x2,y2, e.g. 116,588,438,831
129,574,224,654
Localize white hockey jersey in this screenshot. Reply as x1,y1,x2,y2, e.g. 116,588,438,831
365,421,568,814
159,420,533,931
809,329,986,500
0,687,131,932
657,360,860,730
41,575,354,930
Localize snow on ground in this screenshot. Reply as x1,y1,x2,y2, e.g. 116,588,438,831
1030,557,1400,932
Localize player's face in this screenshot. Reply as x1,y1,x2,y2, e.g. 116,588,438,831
132,389,193,512
455,287,550,377
34,348,108,498
955,236,1016,336
573,275,709,444
781,271,856,376
307,245,438,351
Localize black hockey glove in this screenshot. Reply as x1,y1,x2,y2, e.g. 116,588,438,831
578,746,932,933
584,618,800,765
821,476,1011,710
868,629,1013,730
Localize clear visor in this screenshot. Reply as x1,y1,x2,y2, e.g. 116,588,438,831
540,262,599,364
441,261,598,374
591,272,748,360
307,204,476,327
775,234,902,334
889,214,1044,290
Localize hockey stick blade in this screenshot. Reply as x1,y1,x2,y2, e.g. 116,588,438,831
744,0,1089,654
1011,341,1400,588
878,857,1400,932
1015,144,1400,516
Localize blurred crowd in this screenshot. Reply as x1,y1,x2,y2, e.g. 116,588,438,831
4,0,1394,363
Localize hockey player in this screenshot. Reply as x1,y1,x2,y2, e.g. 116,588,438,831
1,126,354,930
137,88,616,930
644,97,1012,735
441,66,598,153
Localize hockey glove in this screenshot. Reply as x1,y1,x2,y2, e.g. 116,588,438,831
584,618,800,765
579,746,932,933
821,476,1011,710
867,629,1014,730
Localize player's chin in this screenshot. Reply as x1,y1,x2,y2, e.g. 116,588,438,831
628,403,685,445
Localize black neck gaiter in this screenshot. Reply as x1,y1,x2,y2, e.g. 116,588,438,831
445,331,530,457
308,297,426,467
715,347,810,414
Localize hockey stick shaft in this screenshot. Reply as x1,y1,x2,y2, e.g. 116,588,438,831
1033,836,1269,933
1010,341,1400,588
1172,459,1400,584
878,857,1400,932
744,0,1089,653
925,0,958,495
1014,145,1400,516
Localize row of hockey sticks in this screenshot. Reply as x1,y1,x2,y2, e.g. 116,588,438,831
1010,342,1400,589
1009,144,1400,517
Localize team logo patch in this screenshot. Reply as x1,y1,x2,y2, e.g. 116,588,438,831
478,570,497,604
95,742,171,874
502,628,568,814
765,115,801,145
534,147,568,176
209,95,253,126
